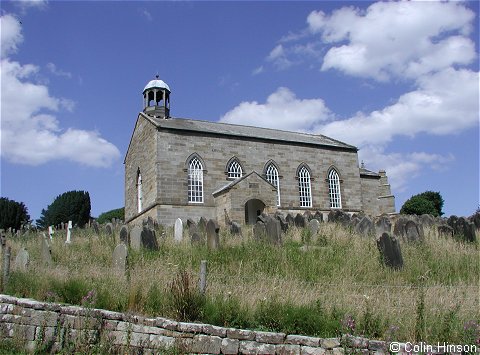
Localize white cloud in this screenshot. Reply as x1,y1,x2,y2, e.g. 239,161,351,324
0,14,120,167
46,62,72,79
14,0,47,13
252,65,264,76
266,44,293,70
308,1,476,81
219,87,332,132
139,8,153,22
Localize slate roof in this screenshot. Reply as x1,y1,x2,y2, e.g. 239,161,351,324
141,113,357,151
359,167,381,178
212,171,275,197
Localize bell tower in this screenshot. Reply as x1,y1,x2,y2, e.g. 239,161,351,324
142,75,171,119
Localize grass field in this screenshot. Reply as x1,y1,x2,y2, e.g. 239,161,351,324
2,222,479,345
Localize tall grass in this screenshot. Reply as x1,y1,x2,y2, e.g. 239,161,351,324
2,222,479,344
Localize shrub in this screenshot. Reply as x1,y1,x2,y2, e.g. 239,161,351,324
400,191,444,216
36,190,91,228
0,197,30,230
96,207,125,224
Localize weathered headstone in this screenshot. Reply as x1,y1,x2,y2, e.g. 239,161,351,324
253,221,267,242
14,248,29,271
92,221,100,235
308,219,320,237
257,213,268,224
130,225,142,250
355,216,375,237
41,238,53,266
303,211,313,221
376,232,403,270
119,225,129,245
198,217,207,235
286,213,295,227
105,223,114,237
112,244,128,274
294,213,306,228
48,226,54,240
65,220,73,244
265,217,282,245
206,219,220,250
393,216,409,239
420,214,435,228
141,227,158,250
375,216,392,237
453,217,476,243
313,211,323,222
230,222,242,235
174,218,183,243
275,214,289,233
188,220,204,245
145,216,155,230
404,220,423,242
437,225,454,238
328,210,351,227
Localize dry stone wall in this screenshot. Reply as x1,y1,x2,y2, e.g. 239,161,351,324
0,295,399,354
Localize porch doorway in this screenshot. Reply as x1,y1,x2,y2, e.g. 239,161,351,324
244,199,265,225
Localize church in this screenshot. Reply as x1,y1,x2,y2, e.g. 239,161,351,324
124,77,395,226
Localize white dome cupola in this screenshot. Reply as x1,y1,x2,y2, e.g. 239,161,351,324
143,75,171,119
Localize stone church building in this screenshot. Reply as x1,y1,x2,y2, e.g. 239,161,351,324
125,77,395,226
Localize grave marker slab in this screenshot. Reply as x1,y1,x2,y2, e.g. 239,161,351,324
206,219,220,250
130,225,142,250
119,225,129,245
112,244,128,274
174,218,183,243
15,248,29,271
376,232,403,270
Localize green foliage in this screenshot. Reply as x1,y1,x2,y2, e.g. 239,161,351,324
36,190,91,228
401,191,444,216
168,270,205,322
203,294,251,328
0,197,30,230
96,207,124,224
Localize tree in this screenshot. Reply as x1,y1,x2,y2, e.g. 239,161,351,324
96,207,124,224
400,191,444,217
0,197,30,230
36,191,91,228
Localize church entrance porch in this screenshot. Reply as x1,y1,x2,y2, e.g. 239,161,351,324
244,199,265,225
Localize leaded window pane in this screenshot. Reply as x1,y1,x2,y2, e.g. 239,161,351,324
188,158,204,203
266,163,281,206
328,169,342,209
227,160,243,179
298,166,312,207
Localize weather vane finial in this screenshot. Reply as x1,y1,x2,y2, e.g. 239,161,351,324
155,71,159,79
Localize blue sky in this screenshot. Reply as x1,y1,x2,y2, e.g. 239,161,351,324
1,0,479,222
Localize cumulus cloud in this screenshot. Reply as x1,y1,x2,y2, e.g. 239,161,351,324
0,13,120,167
219,87,332,132
307,1,476,81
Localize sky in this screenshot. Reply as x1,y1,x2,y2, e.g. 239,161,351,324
1,0,479,223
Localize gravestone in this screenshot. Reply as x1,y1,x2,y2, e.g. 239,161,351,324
308,219,320,237
174,218,183,243
350,216,361,228
141,227,158,250
303,211,313,221
328,210,350,227
355,216,375,237
230,221,242,235
198,217,207,235
471,212,480,230
130,225,142,250
375,216,392,237
275,214,289,233
393,216,409,239
65,220,73,244
437,225,454,238
92,221,100,235
112,244,128,274
48,226,54,240
376,232,403,270
294,213,306,228
286,213,295,227
188,220,204,245
206,219,220,250
119,225,129,245
187,218,196,229
145,216,155,230
41,238,53,266
105,223,114,237
453,217,476,243
15,248,29,271
404,220,423,242
253,221,267,242
420,214,435,228
265,217,282,245
313,211,323,222
257,213,268,224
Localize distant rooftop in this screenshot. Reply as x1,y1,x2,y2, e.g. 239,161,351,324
139,113,357,151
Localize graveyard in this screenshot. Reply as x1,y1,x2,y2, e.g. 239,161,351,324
0,212,478,353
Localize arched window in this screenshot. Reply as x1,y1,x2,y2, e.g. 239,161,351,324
328,169,342,209
137,170,143,213
297,165,312,207
265,163,280,206
188,157,204,203
227,159,243,179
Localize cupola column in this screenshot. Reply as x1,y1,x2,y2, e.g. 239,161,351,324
142,75,171,119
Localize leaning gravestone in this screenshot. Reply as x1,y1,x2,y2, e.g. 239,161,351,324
294,213,306,228
141,227,158,250
174,218,183,243
308,219,320,238
376,232,403,270
112,244,128,274
265,217,282,245
355,216,375,237
206,219,220,250
437,225,454,238
130,225,142,250
41,238,53,266
105,223,114,237
393,216,409,239
230,222,242,236
404,220,423,242
275,214,289,233
375,216,392,237
15,248,29,271
119,225,129,245
253,221,267,242
286,213,295,227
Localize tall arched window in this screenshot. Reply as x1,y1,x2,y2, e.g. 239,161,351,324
227,159,243,179
188,157,204,203
137,170,143,213
265,163,280,206
328,169,342,208
298,165,312,207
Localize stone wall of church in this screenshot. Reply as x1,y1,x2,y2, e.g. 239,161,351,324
153,128,363,225
124,116,158,223
359,176,381,217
